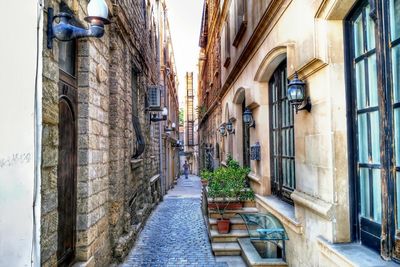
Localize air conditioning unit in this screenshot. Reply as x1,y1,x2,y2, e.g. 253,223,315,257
147,85,161,111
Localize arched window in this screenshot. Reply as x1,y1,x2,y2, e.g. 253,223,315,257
269,60,295,203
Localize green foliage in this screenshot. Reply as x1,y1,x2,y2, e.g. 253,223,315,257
200,169,213,181
226,154,240,169
179,108,184,125
195,105,207,120
207,159,255,218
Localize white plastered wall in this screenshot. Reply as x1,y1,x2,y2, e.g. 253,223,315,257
0,1,43,266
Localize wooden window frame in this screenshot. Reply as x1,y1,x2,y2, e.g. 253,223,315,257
345,0,400,260
242,99,250,167
269,61,295,204
223,15,231,68
232,0,247,47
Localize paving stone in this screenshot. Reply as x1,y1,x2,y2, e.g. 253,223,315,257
120,176,228,267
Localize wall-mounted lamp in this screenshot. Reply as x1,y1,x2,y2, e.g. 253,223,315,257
172,140,183,150
165,122,176,132
151,107,168,122
226,120,235,134
47,0,110,49
287,72,312,113
243,108,255,128
219,124,226,136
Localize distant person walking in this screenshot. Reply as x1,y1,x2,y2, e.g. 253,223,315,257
183,161,190,179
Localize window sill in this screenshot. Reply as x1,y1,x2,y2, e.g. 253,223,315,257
247,172,261,184
291,190,333,220
317,236,398,267
233,21,247,47
223,57,231,68
150,174,160,184
130,158,143,169
255,194,303,234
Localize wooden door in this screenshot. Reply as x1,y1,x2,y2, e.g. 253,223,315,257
57,40,77,266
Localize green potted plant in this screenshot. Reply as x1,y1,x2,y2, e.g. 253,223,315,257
200,169,213,186
207,158,255,234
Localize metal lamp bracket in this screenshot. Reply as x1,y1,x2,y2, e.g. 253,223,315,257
295,97,312,114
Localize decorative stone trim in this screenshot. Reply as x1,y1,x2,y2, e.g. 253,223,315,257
255,194,303,234
317,237,354,267
290,190,333,220
316,236,398,267
150,174,160,184
130,158,143,169
247,172,261,184
287,58,328,80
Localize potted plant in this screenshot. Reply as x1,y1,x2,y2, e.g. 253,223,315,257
200,169,213,186
207,158,254,234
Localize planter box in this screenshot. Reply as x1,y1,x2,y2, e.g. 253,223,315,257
208,201,243,210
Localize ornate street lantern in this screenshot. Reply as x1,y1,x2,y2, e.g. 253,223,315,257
219,124,226,136
151,107,168,123
226,120,235,134
243,108,255,128
287,72,311,113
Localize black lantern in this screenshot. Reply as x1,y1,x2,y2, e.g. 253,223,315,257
287,72,311,113
219,124,226,136
151,107,168,123
243,108,255,128
226,120,235,134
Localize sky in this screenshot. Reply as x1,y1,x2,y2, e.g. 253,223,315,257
166,0,204,108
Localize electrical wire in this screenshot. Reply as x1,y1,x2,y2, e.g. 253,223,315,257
32,0,43,266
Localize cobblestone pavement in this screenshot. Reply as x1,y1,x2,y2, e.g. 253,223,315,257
120,175,229,267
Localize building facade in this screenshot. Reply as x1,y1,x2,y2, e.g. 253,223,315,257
199,0,400,265
198,0,223,172
159,8,180,194
38,0,177,266
183,72,199,175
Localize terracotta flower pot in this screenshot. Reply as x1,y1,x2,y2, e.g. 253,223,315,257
217,219,230,234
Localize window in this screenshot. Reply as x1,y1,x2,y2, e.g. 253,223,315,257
142,0,147,28
269,61,295,203
223,16,231,68
131,69,145,159
131,70,139,116
346,0,400,258
242,99,250,167
232,0,247,47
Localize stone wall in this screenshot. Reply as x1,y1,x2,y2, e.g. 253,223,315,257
41,0,162,266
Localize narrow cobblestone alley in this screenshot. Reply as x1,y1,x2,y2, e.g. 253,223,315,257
120,175,245,267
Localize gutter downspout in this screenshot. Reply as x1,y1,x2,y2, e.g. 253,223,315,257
33,1,43,266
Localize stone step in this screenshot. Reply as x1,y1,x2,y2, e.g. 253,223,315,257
209,217,247,230
208,207,258,219
238,238,288,267
212,242,241,256
210,229,249,243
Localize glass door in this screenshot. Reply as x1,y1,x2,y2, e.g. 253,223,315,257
269,61,295,203
349,2,382,251
390,0,400,243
